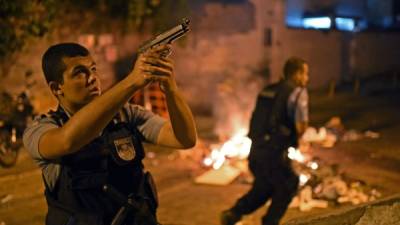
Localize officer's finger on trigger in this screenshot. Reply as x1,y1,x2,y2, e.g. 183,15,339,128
142,64,154,74
142,65,159,76
153,44,171,52
150,75,169,83
143,56,166,68
155,45,172,57
146,65,171,77
141,56,157,66
141,56,160,69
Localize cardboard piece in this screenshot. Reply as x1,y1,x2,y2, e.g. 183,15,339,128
195,164,241,186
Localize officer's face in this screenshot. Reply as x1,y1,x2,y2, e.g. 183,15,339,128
295,63,309,87
58,55,101,106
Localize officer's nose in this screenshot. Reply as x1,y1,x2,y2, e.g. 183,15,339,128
88,73,98,86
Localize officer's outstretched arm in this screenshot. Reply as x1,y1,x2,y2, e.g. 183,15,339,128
152,58,197,149
36,45,173,159
155,89,197,149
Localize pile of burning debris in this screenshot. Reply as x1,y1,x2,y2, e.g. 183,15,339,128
195,117,382,211
287,147,381,211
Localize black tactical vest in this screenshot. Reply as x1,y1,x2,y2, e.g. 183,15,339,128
248,81,299,151
42,106,152,225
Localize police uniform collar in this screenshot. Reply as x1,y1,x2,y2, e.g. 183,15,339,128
283,79,297,89
57,105,72,118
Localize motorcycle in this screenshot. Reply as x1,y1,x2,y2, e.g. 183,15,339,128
0,91,34,167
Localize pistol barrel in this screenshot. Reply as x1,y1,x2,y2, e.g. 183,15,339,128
138,18,190,53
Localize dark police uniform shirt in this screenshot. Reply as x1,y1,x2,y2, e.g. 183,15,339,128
23,104,166,191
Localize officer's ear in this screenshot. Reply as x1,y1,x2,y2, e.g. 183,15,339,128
49,81,63,97
292,71,302,84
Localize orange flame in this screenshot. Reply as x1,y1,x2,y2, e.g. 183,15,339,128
203,128,252,169
287,146,320,186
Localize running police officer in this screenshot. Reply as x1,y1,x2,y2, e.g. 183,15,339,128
221,57,309,225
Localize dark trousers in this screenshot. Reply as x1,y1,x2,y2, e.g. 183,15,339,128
230,148,299,225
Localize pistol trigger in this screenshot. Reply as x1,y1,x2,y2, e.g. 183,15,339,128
160,49,171,58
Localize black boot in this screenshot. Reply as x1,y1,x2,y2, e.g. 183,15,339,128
262,215,280,225
220,210,241,225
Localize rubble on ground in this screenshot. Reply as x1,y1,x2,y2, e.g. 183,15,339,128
187,116,383,211
0,194,13,204
289,149,382,212
303,116,380,147
194,164,241,185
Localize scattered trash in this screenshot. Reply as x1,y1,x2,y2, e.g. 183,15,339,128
342,129,380,141
193,116,382,212
0,194,13,204
342,129,363,141
288,148,382,211
325,116,345,133
290,186,329,212
302,126,337,148
195,164,241,185
147,151,156,159
301,117,380,147
364,130,380,139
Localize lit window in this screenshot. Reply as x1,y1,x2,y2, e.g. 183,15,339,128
302,17,331,29
335,17,355,31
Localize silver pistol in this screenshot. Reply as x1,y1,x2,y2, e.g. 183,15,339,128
137,18,190,54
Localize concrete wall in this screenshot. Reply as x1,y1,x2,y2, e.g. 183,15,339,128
0,31,133,114
351,32,400,77
271,28,344,88
264,0,344,88
263,0,400,88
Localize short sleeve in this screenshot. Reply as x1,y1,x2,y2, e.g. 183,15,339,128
23,116,59,163
125,104,167,143
295,89,309,123
23,115,61,191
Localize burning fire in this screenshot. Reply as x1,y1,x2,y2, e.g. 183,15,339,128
203,128,252,170
307,161,319,170
287,146,319,186
202,130,319,187
288,147,306,163
299,174,311,186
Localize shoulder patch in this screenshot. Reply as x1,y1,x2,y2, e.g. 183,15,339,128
134,104,146,111
259,90,276,98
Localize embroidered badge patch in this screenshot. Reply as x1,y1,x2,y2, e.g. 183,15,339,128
113,137,136,161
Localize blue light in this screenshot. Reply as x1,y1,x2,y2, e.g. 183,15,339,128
302,17,331,29
335,17,355,31
286,16,304,28
382,16,393,28
358,19,368,30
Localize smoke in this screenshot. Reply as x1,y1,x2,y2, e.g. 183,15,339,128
212,66,263,140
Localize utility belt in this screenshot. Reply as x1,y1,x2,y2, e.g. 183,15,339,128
45,171,159,225
249,126,297,166
251,134,295,150
103,171,160,225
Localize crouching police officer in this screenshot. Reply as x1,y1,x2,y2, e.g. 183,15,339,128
221,57,309,225
23,43,197,225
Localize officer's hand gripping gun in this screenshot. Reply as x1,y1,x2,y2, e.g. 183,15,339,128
137,18,190,54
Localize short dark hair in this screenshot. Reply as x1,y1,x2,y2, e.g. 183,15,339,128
42,43,89,84
283,57,307,79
